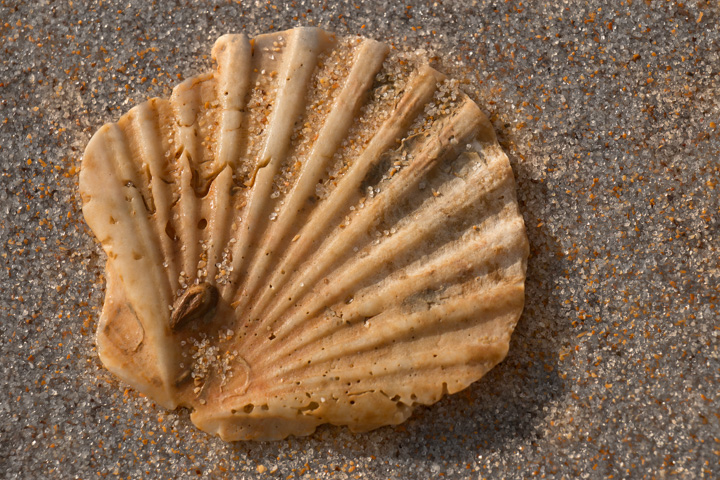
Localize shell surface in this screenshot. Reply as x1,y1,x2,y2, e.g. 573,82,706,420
79,27,529,441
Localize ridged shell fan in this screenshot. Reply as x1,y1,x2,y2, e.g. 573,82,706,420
79,27,529,441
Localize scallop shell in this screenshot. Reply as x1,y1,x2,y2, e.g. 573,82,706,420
79,27,529,441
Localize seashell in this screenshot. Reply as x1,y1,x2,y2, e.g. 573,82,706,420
79,27,529,441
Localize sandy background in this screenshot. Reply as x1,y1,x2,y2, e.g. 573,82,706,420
1,1,718,478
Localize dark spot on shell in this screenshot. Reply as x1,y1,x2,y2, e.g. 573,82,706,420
170,282,219,331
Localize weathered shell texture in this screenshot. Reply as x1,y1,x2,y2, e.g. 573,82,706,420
79,27,529,441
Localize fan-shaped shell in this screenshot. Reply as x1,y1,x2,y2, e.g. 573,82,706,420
79,27,529,441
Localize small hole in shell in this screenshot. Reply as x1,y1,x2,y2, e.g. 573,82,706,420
198,219,208,230
300,401,319,412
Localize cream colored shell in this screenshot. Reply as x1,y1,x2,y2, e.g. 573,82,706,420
79,27,529,441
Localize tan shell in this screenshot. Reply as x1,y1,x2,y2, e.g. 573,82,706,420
79,27,529,441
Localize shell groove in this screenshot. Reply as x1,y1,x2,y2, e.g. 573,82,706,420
79,27,529,441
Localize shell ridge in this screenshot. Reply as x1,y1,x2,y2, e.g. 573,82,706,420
99,125,174,307
259,216,527,365
250,118,520,404
232,38,390,316
264,256,512,424
242,76,462,330
223,27,332,300
263,283,524,391
349,217,527,315
212,34,253,169
260,346,505,410
115,113,157,215
240,104,500,365
169,74,222,285
241,63,445,332
252,97,484,334
171,73,217,177
204,165,235,282
127,101,181,294
275,142,511,331
174,153,201,286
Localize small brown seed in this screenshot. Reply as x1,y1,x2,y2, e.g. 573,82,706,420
170,282,219,331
